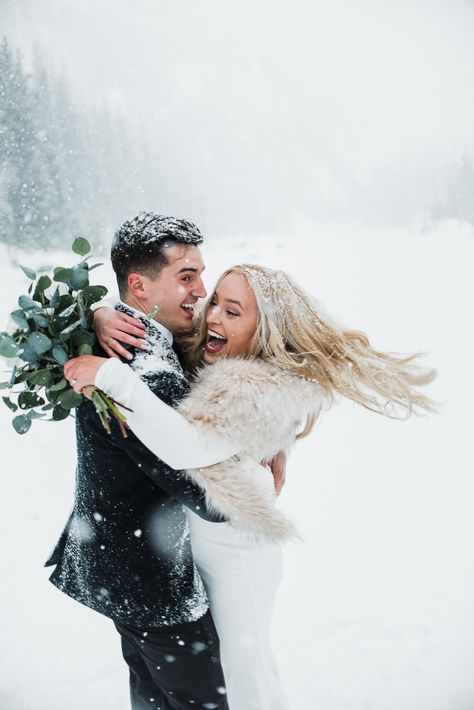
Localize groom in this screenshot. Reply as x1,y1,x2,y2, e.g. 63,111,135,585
46,213,229,710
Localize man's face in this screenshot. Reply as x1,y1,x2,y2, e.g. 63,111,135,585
127,244,206,334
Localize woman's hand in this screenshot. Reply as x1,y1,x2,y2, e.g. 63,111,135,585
268,451,287,497
93,307,148,360
261,451,287,497
64,355,109,393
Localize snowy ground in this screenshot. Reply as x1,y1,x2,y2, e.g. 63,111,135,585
1,220,473,710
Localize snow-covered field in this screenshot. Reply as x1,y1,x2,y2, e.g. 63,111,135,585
1,220,473,710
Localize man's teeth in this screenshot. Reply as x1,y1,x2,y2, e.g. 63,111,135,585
208,329,226,340
182,303,194,311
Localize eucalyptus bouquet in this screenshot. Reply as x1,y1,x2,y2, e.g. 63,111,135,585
0,237,128,436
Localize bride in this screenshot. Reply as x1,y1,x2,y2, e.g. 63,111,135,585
65,263,436,709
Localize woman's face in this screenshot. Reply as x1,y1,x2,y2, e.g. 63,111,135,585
203,272,258,364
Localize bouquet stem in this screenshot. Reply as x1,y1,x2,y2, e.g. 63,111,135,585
82,385,130,437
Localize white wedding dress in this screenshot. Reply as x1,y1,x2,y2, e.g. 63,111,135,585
96,357,290,710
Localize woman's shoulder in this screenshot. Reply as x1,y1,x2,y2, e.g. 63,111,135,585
190,356,317,400
179,356,323,431
192,355,315,386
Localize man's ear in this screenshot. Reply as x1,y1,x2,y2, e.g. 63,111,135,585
127,272,148,298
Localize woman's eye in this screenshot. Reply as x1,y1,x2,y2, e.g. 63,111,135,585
227,310,239,318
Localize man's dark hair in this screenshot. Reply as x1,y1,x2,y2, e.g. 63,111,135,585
111,212,204,295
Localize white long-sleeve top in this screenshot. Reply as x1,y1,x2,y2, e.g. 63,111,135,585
95,358,240,470
95,352,324,541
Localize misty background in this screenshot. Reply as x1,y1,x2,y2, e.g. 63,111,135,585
2,0,474,248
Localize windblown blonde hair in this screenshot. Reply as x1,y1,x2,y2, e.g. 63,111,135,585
177,264,437,435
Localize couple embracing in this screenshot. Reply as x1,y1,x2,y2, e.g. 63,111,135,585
47,212,435,709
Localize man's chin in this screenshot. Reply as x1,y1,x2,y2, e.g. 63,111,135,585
172,321,195,335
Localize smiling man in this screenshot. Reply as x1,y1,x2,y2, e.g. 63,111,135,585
45,213,230,710
111,214,206,334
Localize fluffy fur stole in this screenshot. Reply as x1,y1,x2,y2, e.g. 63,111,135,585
178,358,324,542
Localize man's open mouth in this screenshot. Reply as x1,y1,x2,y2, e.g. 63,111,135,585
181,303,195,317
205,328,227,353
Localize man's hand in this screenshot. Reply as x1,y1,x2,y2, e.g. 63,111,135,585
267,451,287,497
64,355,109,393
94,308,148,360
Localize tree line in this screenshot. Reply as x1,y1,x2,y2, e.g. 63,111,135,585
0,37,160,250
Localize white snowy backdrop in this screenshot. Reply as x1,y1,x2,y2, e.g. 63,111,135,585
1,1,474,709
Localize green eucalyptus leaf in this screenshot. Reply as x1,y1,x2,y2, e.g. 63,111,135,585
12,414,31,434
48,322,61,338
18,343,39,363
30,313,49,328
27,369,53,387
72,237,91,257
58,294,74,309
11,310,29,330
68,268,89,290
27,410,46,420
27,332,52,355
0,333,20,358
52,404,70,421
72,330,95,348
59,303,77,319
81,285,108,305
2,396,17,412
18,295,40,310
33,275,52,298
48,378,68,392
78,304,87,328
9,365,17,387
20,264,36,280
78,344,93,355
60,319,81,336
53,267,72,283
18,391,45,410
13,370,28,384
0,381,10,390
57,389,83,410
52,345,69,364
50,286,60,309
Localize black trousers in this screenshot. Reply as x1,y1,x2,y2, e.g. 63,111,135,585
114,610,229,710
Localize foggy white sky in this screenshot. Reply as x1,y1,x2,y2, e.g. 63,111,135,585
3,0,474,231
5,0,473,158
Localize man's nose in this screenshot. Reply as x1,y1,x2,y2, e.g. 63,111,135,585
192,276,207,299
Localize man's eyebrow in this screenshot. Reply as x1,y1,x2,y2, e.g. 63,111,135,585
176,266,205,274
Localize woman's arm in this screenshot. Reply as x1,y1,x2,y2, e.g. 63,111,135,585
92,295,148,359
65,356,240,470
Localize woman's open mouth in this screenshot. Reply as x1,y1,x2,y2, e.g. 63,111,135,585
205,328,227,354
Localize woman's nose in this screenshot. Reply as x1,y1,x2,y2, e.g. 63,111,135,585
206,306,222,324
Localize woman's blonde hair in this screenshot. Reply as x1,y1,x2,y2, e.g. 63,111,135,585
177,264,437,435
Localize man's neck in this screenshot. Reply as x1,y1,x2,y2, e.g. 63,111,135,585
121,293,150,318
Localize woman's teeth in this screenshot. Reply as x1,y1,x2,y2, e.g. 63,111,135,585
207,329,226,341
